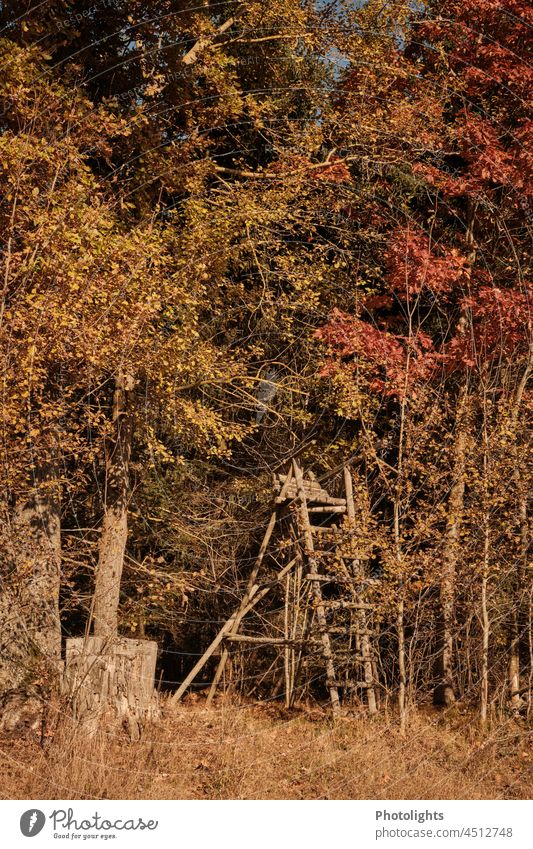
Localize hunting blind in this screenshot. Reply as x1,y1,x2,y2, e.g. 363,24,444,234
171,460,378,715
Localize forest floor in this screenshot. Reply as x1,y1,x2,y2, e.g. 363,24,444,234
1,697,532,800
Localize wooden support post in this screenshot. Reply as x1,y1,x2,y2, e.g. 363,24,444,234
284,572,291,707
289,546,303,707
291,547,309,708
293,460,340,715
344,466,378,715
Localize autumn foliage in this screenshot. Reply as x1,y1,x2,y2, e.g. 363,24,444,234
0,0,530,750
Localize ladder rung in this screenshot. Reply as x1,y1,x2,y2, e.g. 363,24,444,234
312,548,361,558
329,652,375,661
304,573,355,583
322,600,373,610
225,635,313,645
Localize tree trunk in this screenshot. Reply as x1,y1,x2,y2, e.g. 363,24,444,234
508,474,528,714
93,372,132,639
0,459,62,720
507,343,532,713
343,466,377,715
480,389,490,725
480,515,490,725
435,391,469,706
394,499,407,733
397,598,406,734
63,637,158,740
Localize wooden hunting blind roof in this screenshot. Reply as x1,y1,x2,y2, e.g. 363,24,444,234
273,471,347,509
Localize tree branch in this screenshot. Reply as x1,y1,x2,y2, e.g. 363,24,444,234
182,10,242,66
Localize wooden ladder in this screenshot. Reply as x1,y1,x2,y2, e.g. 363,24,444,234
291,459,341,714
289,461,377,715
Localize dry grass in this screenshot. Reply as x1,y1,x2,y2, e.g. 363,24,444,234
1,697,532,800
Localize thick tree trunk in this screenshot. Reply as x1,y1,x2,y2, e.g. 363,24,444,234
434,392,469,706
0,460,62,714
63,637,158,740
93,372,132,639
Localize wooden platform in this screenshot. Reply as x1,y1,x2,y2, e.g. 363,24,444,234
273,471,346,509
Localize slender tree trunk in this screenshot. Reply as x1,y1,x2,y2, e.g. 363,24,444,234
507,478,528,713
527,583,533,719
480,512,490,725
343,466,377,715
508,461,529,713
480,387,491,725
93,372,132,639
508,615,521,713
435,390,469,706
508,343,532,713
394,490,406,733
397,598,406,735
394,387,408,733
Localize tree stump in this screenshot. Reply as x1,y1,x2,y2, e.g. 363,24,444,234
63,637,158,739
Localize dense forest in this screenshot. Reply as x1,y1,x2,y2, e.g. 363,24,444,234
0,0,531,784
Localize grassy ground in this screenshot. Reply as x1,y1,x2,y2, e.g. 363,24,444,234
1,697,532,800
